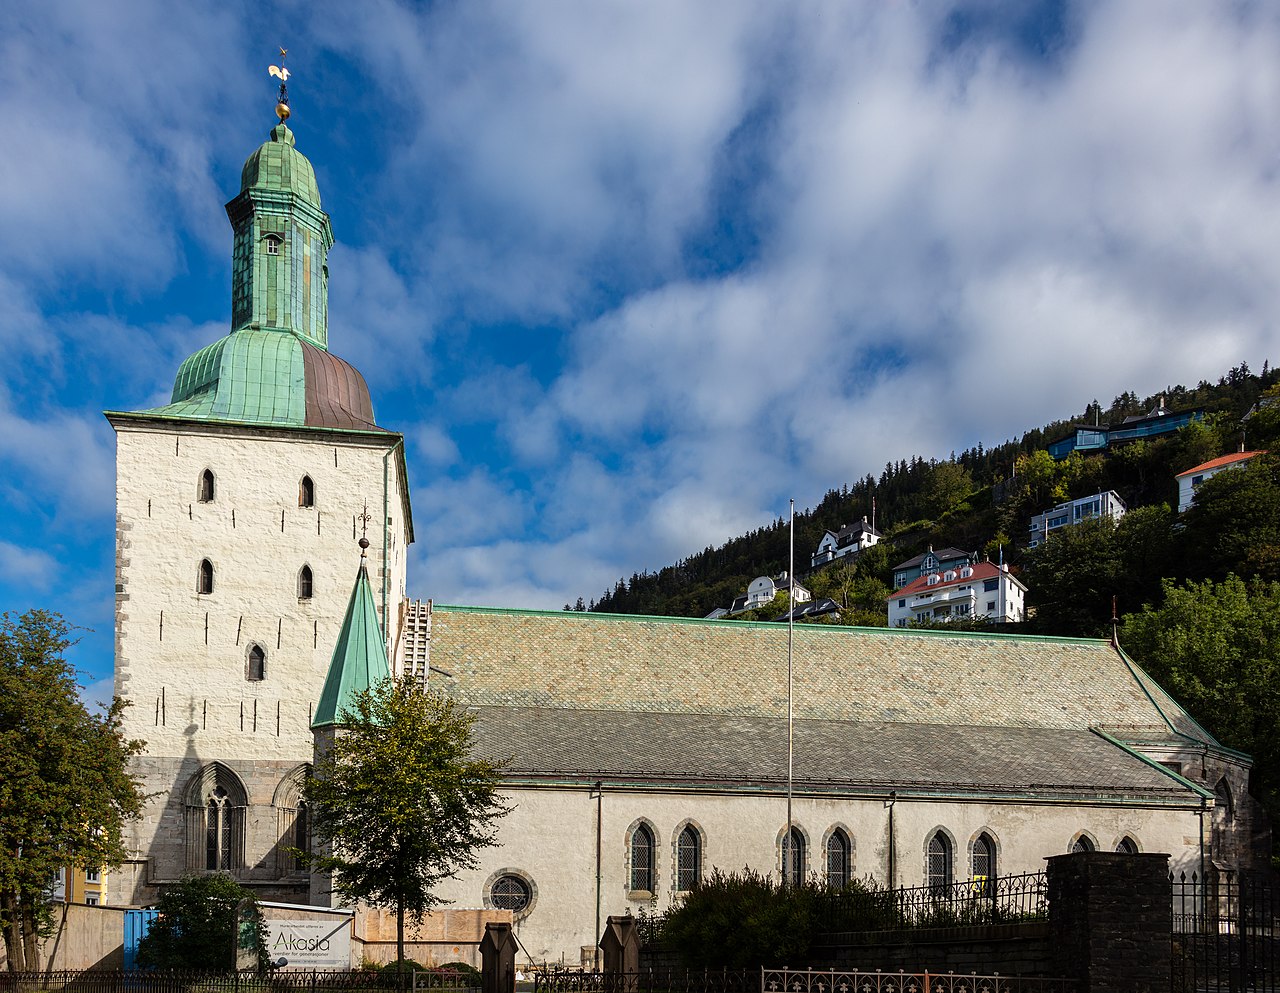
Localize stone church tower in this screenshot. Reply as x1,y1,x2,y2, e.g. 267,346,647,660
107,105,413,905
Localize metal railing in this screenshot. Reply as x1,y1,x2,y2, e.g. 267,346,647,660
0,971,477,993
532,968,754,993
762,968,1074,993
819,872,1048,934
1171,870,1279,991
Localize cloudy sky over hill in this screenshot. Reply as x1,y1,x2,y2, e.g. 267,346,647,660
3,0,1279,687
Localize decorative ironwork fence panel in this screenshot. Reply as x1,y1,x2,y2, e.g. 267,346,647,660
532,968,754,993
1172,870,1279,991
0,970,477,993
760,968,1074,993
818,872,1048,934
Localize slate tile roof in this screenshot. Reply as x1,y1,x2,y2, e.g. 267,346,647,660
430,607,1201,738
469,706,1192,803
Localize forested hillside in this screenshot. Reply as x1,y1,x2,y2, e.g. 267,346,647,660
572,361,1280,843
578,361,1277,624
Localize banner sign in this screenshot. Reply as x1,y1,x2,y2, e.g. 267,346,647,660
265,918,352,970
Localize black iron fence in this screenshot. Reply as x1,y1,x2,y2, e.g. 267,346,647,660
0,971,476,993
532,968,754,993
761,968,1073,993
1171,870,1279,992
819,872,1048,933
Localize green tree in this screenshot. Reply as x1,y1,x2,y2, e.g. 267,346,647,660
1182,454,1280,582
1024,506,1176,637
0,610,146,971
921,461,973,519
135,874,268,971
303,680,507,969
1122,576,1280,820
1245,383,1280,450
1023,517,1122,637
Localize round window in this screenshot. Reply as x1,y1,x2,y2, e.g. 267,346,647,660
490,874,531,912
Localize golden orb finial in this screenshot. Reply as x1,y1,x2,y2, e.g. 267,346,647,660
268,48,292,124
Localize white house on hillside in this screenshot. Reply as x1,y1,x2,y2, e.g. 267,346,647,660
1028,490,1127,548
1176,451,1265,513
811,517,882,568
887,561,1026,627
709,573,812,617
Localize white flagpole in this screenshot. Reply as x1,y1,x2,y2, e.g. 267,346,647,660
786,498,795,887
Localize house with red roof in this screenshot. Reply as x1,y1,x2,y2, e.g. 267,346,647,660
887,560,1027,628
1175,450,1266,513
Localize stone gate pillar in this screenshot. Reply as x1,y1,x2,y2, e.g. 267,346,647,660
481,921,519,993
1047,851,1171,993
600,915,641,976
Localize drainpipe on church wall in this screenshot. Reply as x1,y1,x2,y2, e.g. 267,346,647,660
381,445,392,642
885,791,897,888
592,781,603,970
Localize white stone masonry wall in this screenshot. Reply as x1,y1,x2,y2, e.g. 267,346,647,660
112,418,411,902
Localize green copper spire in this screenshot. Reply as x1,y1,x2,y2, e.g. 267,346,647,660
227,122,333,347
313,543,392,729
120,92,386,433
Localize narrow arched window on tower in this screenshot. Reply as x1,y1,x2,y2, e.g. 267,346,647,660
293,800,309,871
199,470,215,503
197,559,214,595
206,787,232,870
299,475,315,508
264,235,282,256
298,565,313,600
248,645,265,682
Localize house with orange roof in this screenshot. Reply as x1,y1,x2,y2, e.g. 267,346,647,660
1175,451,1266,513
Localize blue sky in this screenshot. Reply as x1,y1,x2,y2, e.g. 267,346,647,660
3,1,1280,701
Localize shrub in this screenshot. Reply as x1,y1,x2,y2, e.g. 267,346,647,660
662,868,822,970
380,958,429,973
433,962,482,986
135,874,269,972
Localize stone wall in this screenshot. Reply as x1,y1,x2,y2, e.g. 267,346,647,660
1047,851,1171,993
112,418,410,906
815,922,1050,976
0,904,126,971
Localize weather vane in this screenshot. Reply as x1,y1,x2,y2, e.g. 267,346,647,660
269,47,291,123
357,505,372,558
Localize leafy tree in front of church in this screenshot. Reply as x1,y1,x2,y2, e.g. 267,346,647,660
0,610,146,971
1123,576,1280,820
302,680,508,970
135,873,268,971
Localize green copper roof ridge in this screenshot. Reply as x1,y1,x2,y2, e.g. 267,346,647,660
312,561,391,729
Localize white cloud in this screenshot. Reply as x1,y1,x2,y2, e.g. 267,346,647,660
0,541,58,592
10,0,1280,638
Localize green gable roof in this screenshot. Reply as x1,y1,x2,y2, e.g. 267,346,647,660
313,562,391,728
